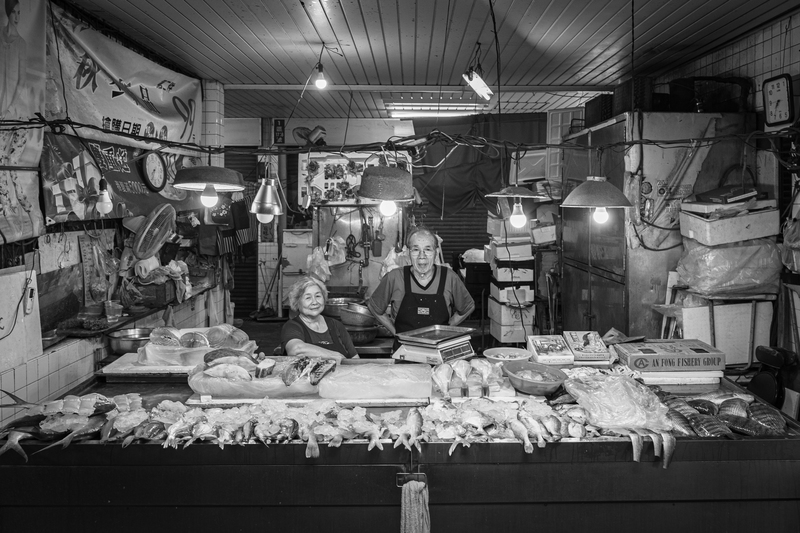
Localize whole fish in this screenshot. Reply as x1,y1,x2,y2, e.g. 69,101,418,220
352,420,384,451
451,360,472,397
666,409,696,437
394,408,424,452
300,424,320,458
163,419,194,449
746,403,787,435
508,418,533,454
122,420,150,448
432,364,454,399
663,397,699,418
688,399,719,416
447,424,472,456
633,428,662,457
661,432,676,469
278,418,299,442
689,414,741,439
718,398,749,418
690,389,754,405
567,421,586,439
541,415,562,441
33,416,106,455
609,428,643,462
718,414,769,437
517,411,547,448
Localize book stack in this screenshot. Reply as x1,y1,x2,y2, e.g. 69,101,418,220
526,331,612,367
612,339,726,394
486,215,536,344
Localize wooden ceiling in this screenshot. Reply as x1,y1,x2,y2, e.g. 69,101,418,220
67,0,798,118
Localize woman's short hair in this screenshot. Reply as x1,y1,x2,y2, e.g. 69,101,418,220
287,276,328,312
406,226,438,249
6,0,19,16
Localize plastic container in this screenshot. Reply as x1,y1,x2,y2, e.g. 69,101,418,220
501,360,567,396
482,347,533,365
104,300,123,323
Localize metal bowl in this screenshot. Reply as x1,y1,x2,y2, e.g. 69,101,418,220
323,297,363,318
345,325,379,346
339,305,378,327
106,328,153,355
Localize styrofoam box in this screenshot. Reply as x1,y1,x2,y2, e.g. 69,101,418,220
679,208,779,246
680,199,777,215
682,300,773,367
487,216,531,238
488,296,535,325
489,240,534,261
492,261,534,282
490,282,534,304
490,319,529,344
531,224,556,244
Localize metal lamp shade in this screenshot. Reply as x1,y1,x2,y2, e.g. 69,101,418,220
561,176,632,209
173,166,245,192
357,165,413,201
251,178,283,216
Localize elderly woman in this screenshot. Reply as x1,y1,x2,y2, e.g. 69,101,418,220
281,276,357,362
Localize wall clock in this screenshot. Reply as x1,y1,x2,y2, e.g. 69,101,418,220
140,151,167,192
762,74,795,128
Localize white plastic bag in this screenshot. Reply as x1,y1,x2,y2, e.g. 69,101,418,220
307,247,331,281
564,374,671,430
318,363,432,399
187,362,318,399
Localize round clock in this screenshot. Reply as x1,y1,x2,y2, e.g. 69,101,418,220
762,74,795,127
141,151,167,192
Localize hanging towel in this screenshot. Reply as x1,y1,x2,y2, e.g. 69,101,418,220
401,480,430,533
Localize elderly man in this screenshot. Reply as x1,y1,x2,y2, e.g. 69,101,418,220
367,227,475,339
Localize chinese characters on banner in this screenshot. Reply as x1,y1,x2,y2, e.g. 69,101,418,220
45,2,202,148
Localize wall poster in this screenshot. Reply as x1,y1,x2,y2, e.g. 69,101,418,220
1,0,46,243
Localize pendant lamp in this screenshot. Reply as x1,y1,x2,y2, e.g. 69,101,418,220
561,176,632,224
357,165,413,215
250,177,284,222
173,166,246,208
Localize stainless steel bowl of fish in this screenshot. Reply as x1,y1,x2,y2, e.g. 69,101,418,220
502,360,567,396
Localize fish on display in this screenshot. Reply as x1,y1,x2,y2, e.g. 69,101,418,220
308,359,337,386
665,409,696,437
688,414,741,439
661,433,676,469
0,429,37,462
517,411,548,448
663,397,700,419
687,399,719,416
394,408,424,452
746,403,787,435
281,357,313,386
508,418,534,453
717,398,749,418
689,389,754,405
33,416,107,455
717,414,770,437
432,364,454,399
633,428,662,458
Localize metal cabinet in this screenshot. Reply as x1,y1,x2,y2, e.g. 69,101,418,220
561,112,753,337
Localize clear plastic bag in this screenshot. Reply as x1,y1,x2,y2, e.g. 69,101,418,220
676,237,782,296
188,363,318,399
307,247,331,282
318,363,432,399
564,374,671,430
781,218,800,272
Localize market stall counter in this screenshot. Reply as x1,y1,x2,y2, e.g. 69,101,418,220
2,375,800,532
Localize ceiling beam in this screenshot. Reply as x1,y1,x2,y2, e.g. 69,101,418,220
224,84,614,93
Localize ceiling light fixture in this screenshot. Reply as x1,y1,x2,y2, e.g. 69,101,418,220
561,176,632,224
389,110,480,118
173,165,246,209
251,177,284,222
462,42,494,101
315,63,327,89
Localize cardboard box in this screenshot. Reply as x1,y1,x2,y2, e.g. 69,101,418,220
531,223,556,244
527,335,575,365
488,296,535,326
487,216,531,239
490,319,528,343
562,331,609,361
613,339,726,371
679,208,779,246
490,282,534,304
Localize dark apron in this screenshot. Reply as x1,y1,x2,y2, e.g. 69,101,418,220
393,266,451,350
295,316,350,357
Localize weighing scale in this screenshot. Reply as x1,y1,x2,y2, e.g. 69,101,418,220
392,325,476,365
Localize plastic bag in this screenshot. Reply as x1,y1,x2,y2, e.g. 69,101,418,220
318,363,432,399
326,236,347,266
676,237,782,296
781,218,800,271
307,247,331,282
564,374,671,430
188,362,318,399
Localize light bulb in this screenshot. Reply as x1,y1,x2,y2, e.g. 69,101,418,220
509,201,527,228
96,190,113,214
379,200,397,216
593,206,609,224
257,213,274,224
96,178,113,214
315,64,327,89
200,183,218,207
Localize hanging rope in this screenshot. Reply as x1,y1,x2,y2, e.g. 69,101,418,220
400,480,430,533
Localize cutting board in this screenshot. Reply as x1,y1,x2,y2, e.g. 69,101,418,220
0,270,43,371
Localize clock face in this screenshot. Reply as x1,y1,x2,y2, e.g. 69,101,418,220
763,74,795,127
142,151,167,192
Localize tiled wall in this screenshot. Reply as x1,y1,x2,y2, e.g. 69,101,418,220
656,13,800,112
0,286,226,425
203,80,225,168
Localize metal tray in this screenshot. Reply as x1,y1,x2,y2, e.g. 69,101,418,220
396,325,475,346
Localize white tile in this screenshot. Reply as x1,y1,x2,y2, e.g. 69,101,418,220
26,359,39,383
1,371,14,393
48,374,58,396
38,357,49,379
14,385,27,400
14,364,26,389
38,378,49,401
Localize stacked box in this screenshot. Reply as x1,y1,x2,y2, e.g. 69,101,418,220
487,214,537,343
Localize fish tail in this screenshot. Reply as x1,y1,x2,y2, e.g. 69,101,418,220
523,438,533,454
121,434,136,449
306,436,320,459
629,433,642,462
661,433,676,469
0,436,29,463
0,389,36,408
329,435,343,448
33,437,67,456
